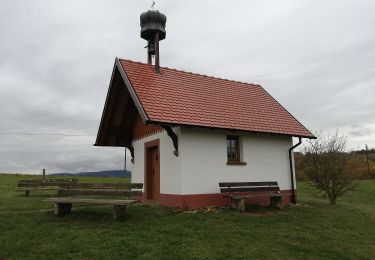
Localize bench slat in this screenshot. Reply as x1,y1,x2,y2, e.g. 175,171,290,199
17,179,78,185
17,180,79,188
66,182,143,189
57,189,142,197
220,186,280,193
219,181,278,187
17,188,59,191
44,198,138,206
229,193,281,199
17,183,74,188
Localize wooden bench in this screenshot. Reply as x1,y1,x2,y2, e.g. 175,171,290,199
44,198,138,220
219,181,282,212
44,182,143,220
17,178,79,196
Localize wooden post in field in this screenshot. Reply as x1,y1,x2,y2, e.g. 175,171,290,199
43,169,46,181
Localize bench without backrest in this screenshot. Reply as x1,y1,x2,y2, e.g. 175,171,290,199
219,181,282,211
44,198,138,220
45,182,143,220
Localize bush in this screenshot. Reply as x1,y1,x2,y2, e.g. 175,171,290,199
304,131,357,205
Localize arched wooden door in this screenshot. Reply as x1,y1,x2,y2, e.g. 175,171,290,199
145,140,160,201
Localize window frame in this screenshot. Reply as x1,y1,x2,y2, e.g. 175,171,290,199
226,135,247,165
227,135,240,162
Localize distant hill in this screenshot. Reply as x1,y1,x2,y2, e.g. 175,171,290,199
51,170,131,178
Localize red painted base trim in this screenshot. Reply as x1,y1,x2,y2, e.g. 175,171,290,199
154,190,294,210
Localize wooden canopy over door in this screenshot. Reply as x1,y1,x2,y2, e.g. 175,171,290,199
145,140,160,201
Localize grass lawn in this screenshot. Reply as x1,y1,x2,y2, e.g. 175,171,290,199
0,174,374,259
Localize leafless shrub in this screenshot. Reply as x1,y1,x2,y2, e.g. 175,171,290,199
304,130,357,205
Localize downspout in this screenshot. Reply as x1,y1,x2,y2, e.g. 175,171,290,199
289,137,302,204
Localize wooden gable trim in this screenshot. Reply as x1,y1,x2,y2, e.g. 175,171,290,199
115,57,148,123
133,114,163,141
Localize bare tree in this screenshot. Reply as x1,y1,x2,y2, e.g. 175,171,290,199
304,130,357,205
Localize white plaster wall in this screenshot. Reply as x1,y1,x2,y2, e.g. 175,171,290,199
179,127,294,194
132,128,181,194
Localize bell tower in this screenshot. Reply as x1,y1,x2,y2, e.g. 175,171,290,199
140,9,167,73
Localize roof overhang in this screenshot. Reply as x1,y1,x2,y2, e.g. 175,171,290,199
94,58,150,159
148,119,316,139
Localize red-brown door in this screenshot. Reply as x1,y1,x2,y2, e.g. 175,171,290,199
147,145,160,200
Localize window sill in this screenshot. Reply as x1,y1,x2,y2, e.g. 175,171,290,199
227,161,247,166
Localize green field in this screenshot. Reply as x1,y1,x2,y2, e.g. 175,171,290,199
0,174,374,259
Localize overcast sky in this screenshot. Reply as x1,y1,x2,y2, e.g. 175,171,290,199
0,0,374,174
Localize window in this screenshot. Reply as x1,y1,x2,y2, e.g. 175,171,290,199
227,135,240,161
227,135,246,165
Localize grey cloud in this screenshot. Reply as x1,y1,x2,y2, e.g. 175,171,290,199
349,125,373,137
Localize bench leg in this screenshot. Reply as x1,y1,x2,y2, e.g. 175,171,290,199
231,198,246,212
57,189,66,196
270,195,283,209
113,205,127,220
54,203,72,216
25,190,30,196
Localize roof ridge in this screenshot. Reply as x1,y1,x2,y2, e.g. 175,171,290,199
118,58,261,88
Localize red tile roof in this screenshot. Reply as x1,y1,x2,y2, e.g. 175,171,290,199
119,59,314,138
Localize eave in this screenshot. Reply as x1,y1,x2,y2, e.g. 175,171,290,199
147,119,316,139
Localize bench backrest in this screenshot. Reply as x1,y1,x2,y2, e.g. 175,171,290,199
219,181,280,193
17,179,78,188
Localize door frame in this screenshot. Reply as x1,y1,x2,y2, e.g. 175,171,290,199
144,139,160,200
